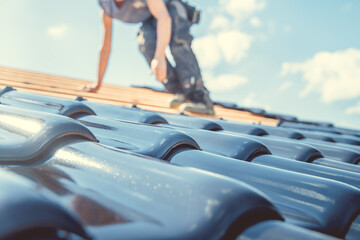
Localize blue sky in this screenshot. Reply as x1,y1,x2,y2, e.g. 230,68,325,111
1,0,359,130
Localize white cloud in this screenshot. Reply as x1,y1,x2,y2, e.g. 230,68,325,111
47,24,68,38
283,24,292,33
195,0,263,69
210,0,266,30
196,0,265,94
220,0,266,21
242,92,257,106
217,31,253,63
281,48,360,103
346,101,360,115
193,30,253,69
239,92,270,110
267,20,276,34
250,17,262,27
204,72,248,92
193,35,222,69
342,2,353,12
278,81,293,92
210,15,231,30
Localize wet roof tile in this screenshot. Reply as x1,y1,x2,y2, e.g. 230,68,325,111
1,66,360,239
170,150,360,238
0,104,96,165
0,87,95,117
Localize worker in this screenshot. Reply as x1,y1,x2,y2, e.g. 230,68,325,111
81,0,214,115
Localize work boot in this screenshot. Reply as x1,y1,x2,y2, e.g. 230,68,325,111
179,102,215,115
168,94,186,108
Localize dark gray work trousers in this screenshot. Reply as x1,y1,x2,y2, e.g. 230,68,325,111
137,0,211,104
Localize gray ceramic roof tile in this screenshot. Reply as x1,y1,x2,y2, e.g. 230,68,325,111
239,221,339,240
170,150,360,238
0,169,89,239
0,87,95,117
160,124,271,161
278,121,342,135
158,112,223,131
252,154,360,189
8,140,282,239
75,115,199,160
0,105,96,165
78,99,168,124
1,88,360,239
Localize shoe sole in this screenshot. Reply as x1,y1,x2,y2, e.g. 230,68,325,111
179,106,215,115
169,102,184,108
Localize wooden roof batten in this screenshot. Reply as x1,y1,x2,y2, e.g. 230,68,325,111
0,66,278,126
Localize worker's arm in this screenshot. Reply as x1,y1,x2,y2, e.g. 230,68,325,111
147,0,172,82
82,10,113,92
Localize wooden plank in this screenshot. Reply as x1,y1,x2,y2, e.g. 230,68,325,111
0,69,170,97
0,66,279,126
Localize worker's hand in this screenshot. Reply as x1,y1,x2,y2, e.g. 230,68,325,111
79,83,100,93
150,58,167,82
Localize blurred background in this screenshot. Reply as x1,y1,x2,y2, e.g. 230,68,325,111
0,0,359,129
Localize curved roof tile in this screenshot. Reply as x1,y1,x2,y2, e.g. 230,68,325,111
0,87,95,118
0,105,97,165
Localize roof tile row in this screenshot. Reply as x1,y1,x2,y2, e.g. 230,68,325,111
1,69,360,239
